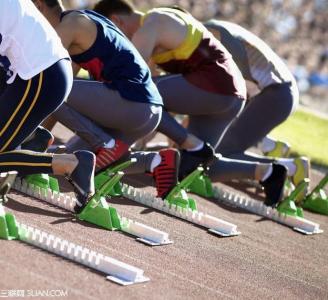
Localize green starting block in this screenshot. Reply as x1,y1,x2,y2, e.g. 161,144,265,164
163,168,204,211
94,158,136,197
95,159,200,211
185,171,214,198
25,174,60,192
0,205,19,240
302,174,328,215
22,161,135,231
0,172,19,240
24,173,124,230
276,179,308,217
186,170,308,218
78,171,124,230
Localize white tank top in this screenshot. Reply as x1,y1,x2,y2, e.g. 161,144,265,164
0,0,69,83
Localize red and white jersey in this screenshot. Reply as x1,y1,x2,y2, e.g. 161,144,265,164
0,0,69,83
205,20,296,90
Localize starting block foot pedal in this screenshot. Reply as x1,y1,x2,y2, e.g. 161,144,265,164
164,168,205,211
302,174,328,215
95,158,137,197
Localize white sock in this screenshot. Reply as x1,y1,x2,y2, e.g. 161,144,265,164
187,141,204,152
260,136,276,153
275,158,296,176
261,164,273,181
150,153,161,172
104,138,115,149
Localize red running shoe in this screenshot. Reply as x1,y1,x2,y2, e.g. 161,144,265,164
95,139,130,171
152,149,180,199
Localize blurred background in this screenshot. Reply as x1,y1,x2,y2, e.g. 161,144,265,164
63,0,328,114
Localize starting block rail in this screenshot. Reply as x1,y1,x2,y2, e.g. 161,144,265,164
121,183,240,237
96,165,240,237
212,186,322,235
0,205,149,285
13,177,172,246
187,173,323,234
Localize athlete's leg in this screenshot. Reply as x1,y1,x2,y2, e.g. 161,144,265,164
217,82,298,157
154,74,244,148
0,60,95,211
0,59,71,152
208,157,287,206
66,79,162,145
154,74,244,179
53,102,113,150
154,74,288,205
58,79,162,171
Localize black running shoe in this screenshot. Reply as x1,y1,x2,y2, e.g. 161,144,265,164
179,142,216,181
67,150,96,213
152,149,180,199
260,163,288,207
21,126,54,152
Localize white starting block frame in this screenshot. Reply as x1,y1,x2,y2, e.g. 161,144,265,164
121,184,240,237
13,178,172,246
212,186,323,235
18,223,149,285
9,219,149,285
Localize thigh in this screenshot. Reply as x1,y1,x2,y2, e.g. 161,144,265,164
218,83,295,155
188,99,244,148
0,60,72,152
154,74,238,115
104,105,162,145
68,80,155,130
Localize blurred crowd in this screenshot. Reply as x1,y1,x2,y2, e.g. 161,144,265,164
63,0,328,105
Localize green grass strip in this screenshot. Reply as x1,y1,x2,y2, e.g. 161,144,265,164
271,109,328,167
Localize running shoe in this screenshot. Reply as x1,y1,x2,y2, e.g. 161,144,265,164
21,126,54,152
260,163,288,207
291,156,310,186
67,150,96,213
95,139,130,172
291,156,310,203
152,149,180,199
179,142,216,181
263,140,290,158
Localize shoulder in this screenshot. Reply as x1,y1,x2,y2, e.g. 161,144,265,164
142,10,168,28
60,11,95,33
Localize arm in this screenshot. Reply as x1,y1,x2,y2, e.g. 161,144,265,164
55,13,97,78
131,14,160,63
55,16,77,50
55,12,98,56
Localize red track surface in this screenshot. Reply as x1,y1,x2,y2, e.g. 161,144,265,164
1,125,327,300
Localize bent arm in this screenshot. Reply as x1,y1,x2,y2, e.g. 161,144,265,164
132,14,160,63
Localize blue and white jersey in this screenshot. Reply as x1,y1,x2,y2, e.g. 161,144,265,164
0,0,69,83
